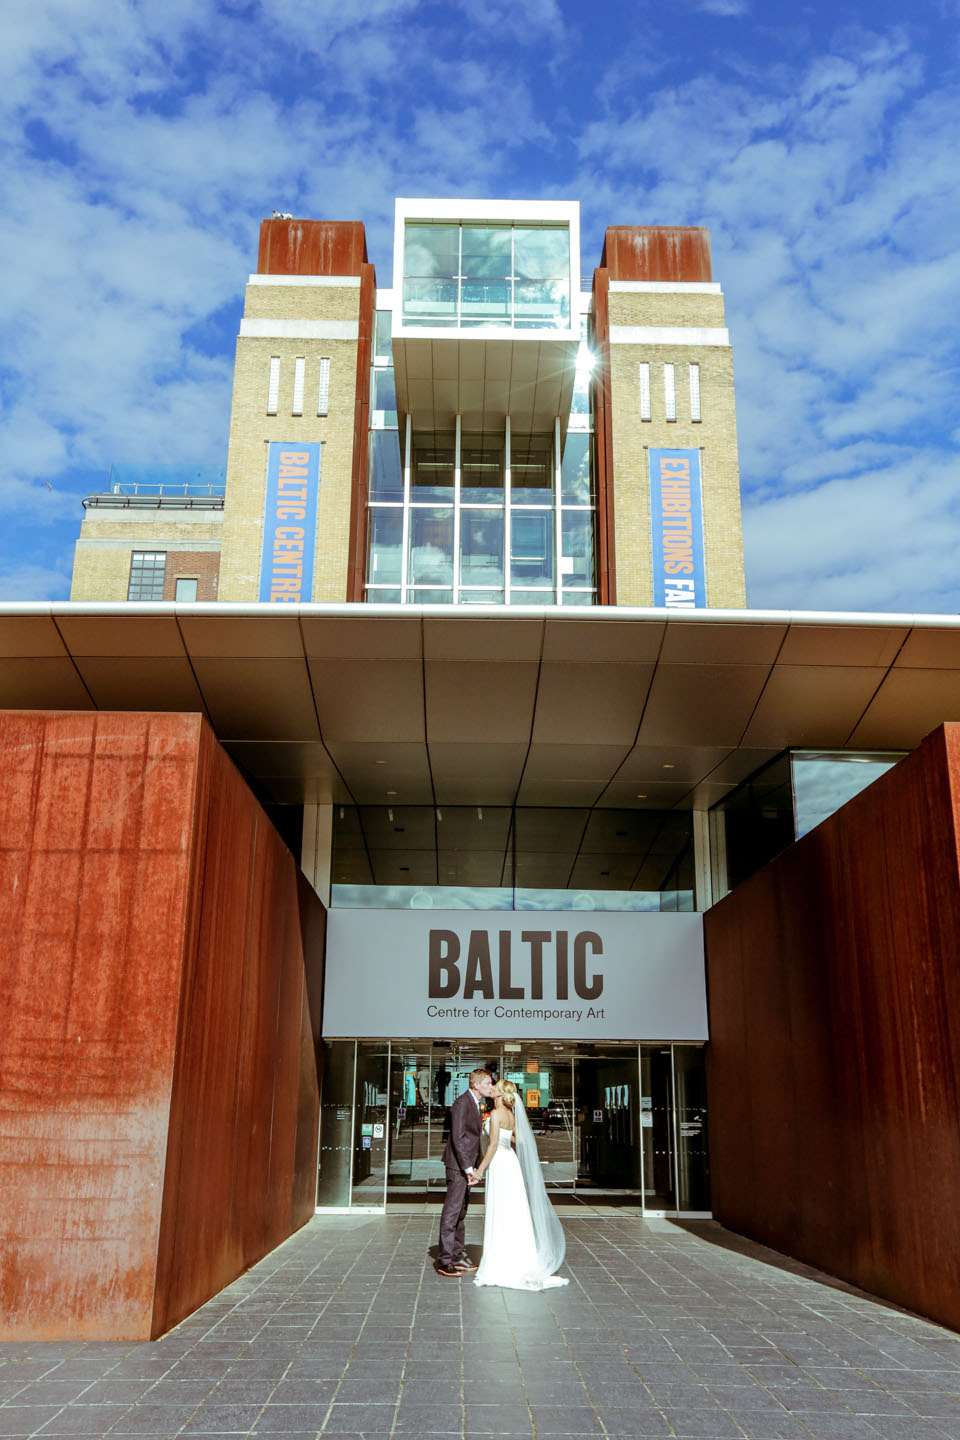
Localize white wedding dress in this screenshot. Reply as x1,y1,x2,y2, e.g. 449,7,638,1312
474,1120,569,1291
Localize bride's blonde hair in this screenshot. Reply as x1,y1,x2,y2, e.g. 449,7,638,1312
498,1079,518,1109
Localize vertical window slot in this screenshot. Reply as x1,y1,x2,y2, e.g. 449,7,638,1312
292,357,305,416
639,362,651,422
267,356,280,415
317,357,330,416
664,363,676,422
689,363,701,422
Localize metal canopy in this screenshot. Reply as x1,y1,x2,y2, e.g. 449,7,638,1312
3,602,960,810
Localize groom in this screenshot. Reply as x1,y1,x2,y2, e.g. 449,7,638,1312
436,1067,494,1277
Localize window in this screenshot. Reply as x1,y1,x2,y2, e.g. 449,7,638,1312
128,552,166,601
402,221,570,330
292,357,305,416
174,577,198,602
689,363,701,423
664,363,676,422
638,362,651,422
317,357,330,416
267,356,280,415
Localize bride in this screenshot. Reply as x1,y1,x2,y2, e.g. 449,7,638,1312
472,1080,569,1290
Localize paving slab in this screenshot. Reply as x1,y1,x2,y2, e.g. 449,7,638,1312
2,1215,960,1438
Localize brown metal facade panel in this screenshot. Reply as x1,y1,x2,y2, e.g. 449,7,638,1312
591,269,616,605
257,218,368,276
346,261,377,601
0,710,202,1341
705,723,960,1331
151,723,323,1337
600,225,713,283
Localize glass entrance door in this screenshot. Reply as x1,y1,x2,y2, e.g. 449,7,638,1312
320,1039,710,1214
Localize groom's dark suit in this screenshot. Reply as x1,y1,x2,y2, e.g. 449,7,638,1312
438,1088,483,1270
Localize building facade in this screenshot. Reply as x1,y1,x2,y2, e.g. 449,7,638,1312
5,200,960,1342
71,200,746,610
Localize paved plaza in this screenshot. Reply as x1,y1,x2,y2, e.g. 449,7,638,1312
2,1208,960,1440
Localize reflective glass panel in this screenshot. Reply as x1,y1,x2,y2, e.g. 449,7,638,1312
513,225,569,279
561,590,595,606
674,1046,710,1211
460,510,504,585
458,589,504,604
510,588,556,605
370,367,397,426
402,277,457,326
510,511,553,586
412,432,455,501
514,278,570,329
561,509,595,588
409,587,453,604
316,1040,354,1207
404,222,459,277
641,1047,675,1209
460,279,511,326
368,430,403,503
373,309,393,362
575,1052,641,1191
560,431,592,504
791,752,902,838
352,1043,389,1203
461,224,511,278
461,433,504,501
510,433,553,505
367,507,403,585
364,587,401,603
409,508,454,585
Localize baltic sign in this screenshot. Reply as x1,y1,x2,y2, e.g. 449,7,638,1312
323,910,707,1041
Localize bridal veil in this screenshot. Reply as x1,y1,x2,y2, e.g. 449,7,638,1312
512,1094,566,1276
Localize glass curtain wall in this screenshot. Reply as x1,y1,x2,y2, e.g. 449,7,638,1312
316,1040,709,1213
330,804,694,912
364,311,596,606
402,221,571,330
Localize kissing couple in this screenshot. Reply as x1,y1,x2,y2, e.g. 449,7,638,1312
436,1068,569,1289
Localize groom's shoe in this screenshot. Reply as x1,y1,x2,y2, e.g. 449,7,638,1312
452,1256,478,1272
437,1263,462,1277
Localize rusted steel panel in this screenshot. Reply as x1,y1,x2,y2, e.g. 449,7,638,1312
0,711,202,1341
601,226,713,283
257,218,368,276
151,725,322,1336
346,261,377,600
705,723,960,1332
0,710,324,1341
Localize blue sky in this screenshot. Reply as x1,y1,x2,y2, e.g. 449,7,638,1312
2,0,960,611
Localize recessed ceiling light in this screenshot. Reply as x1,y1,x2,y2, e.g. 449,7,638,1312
387,789,397,796
374,760,386,766
663,763,674,769
636,793,647,799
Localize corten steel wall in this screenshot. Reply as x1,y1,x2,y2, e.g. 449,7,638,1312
0,711,324,1341
704,723,960,1332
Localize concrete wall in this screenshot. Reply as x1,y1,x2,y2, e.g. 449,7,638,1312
704,723,960,1331
0,711,324,1341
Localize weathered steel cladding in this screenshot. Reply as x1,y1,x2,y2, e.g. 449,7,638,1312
601,225,713,284
0,711,325,1341
257,218,368,277
704,723,960,1333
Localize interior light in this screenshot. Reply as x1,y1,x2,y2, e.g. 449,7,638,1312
388,808,394,822
663,763,675,769
436,808,443,821
477,807,483,820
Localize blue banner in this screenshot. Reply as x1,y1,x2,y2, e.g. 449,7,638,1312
258,443,322,603
649,449,706,609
